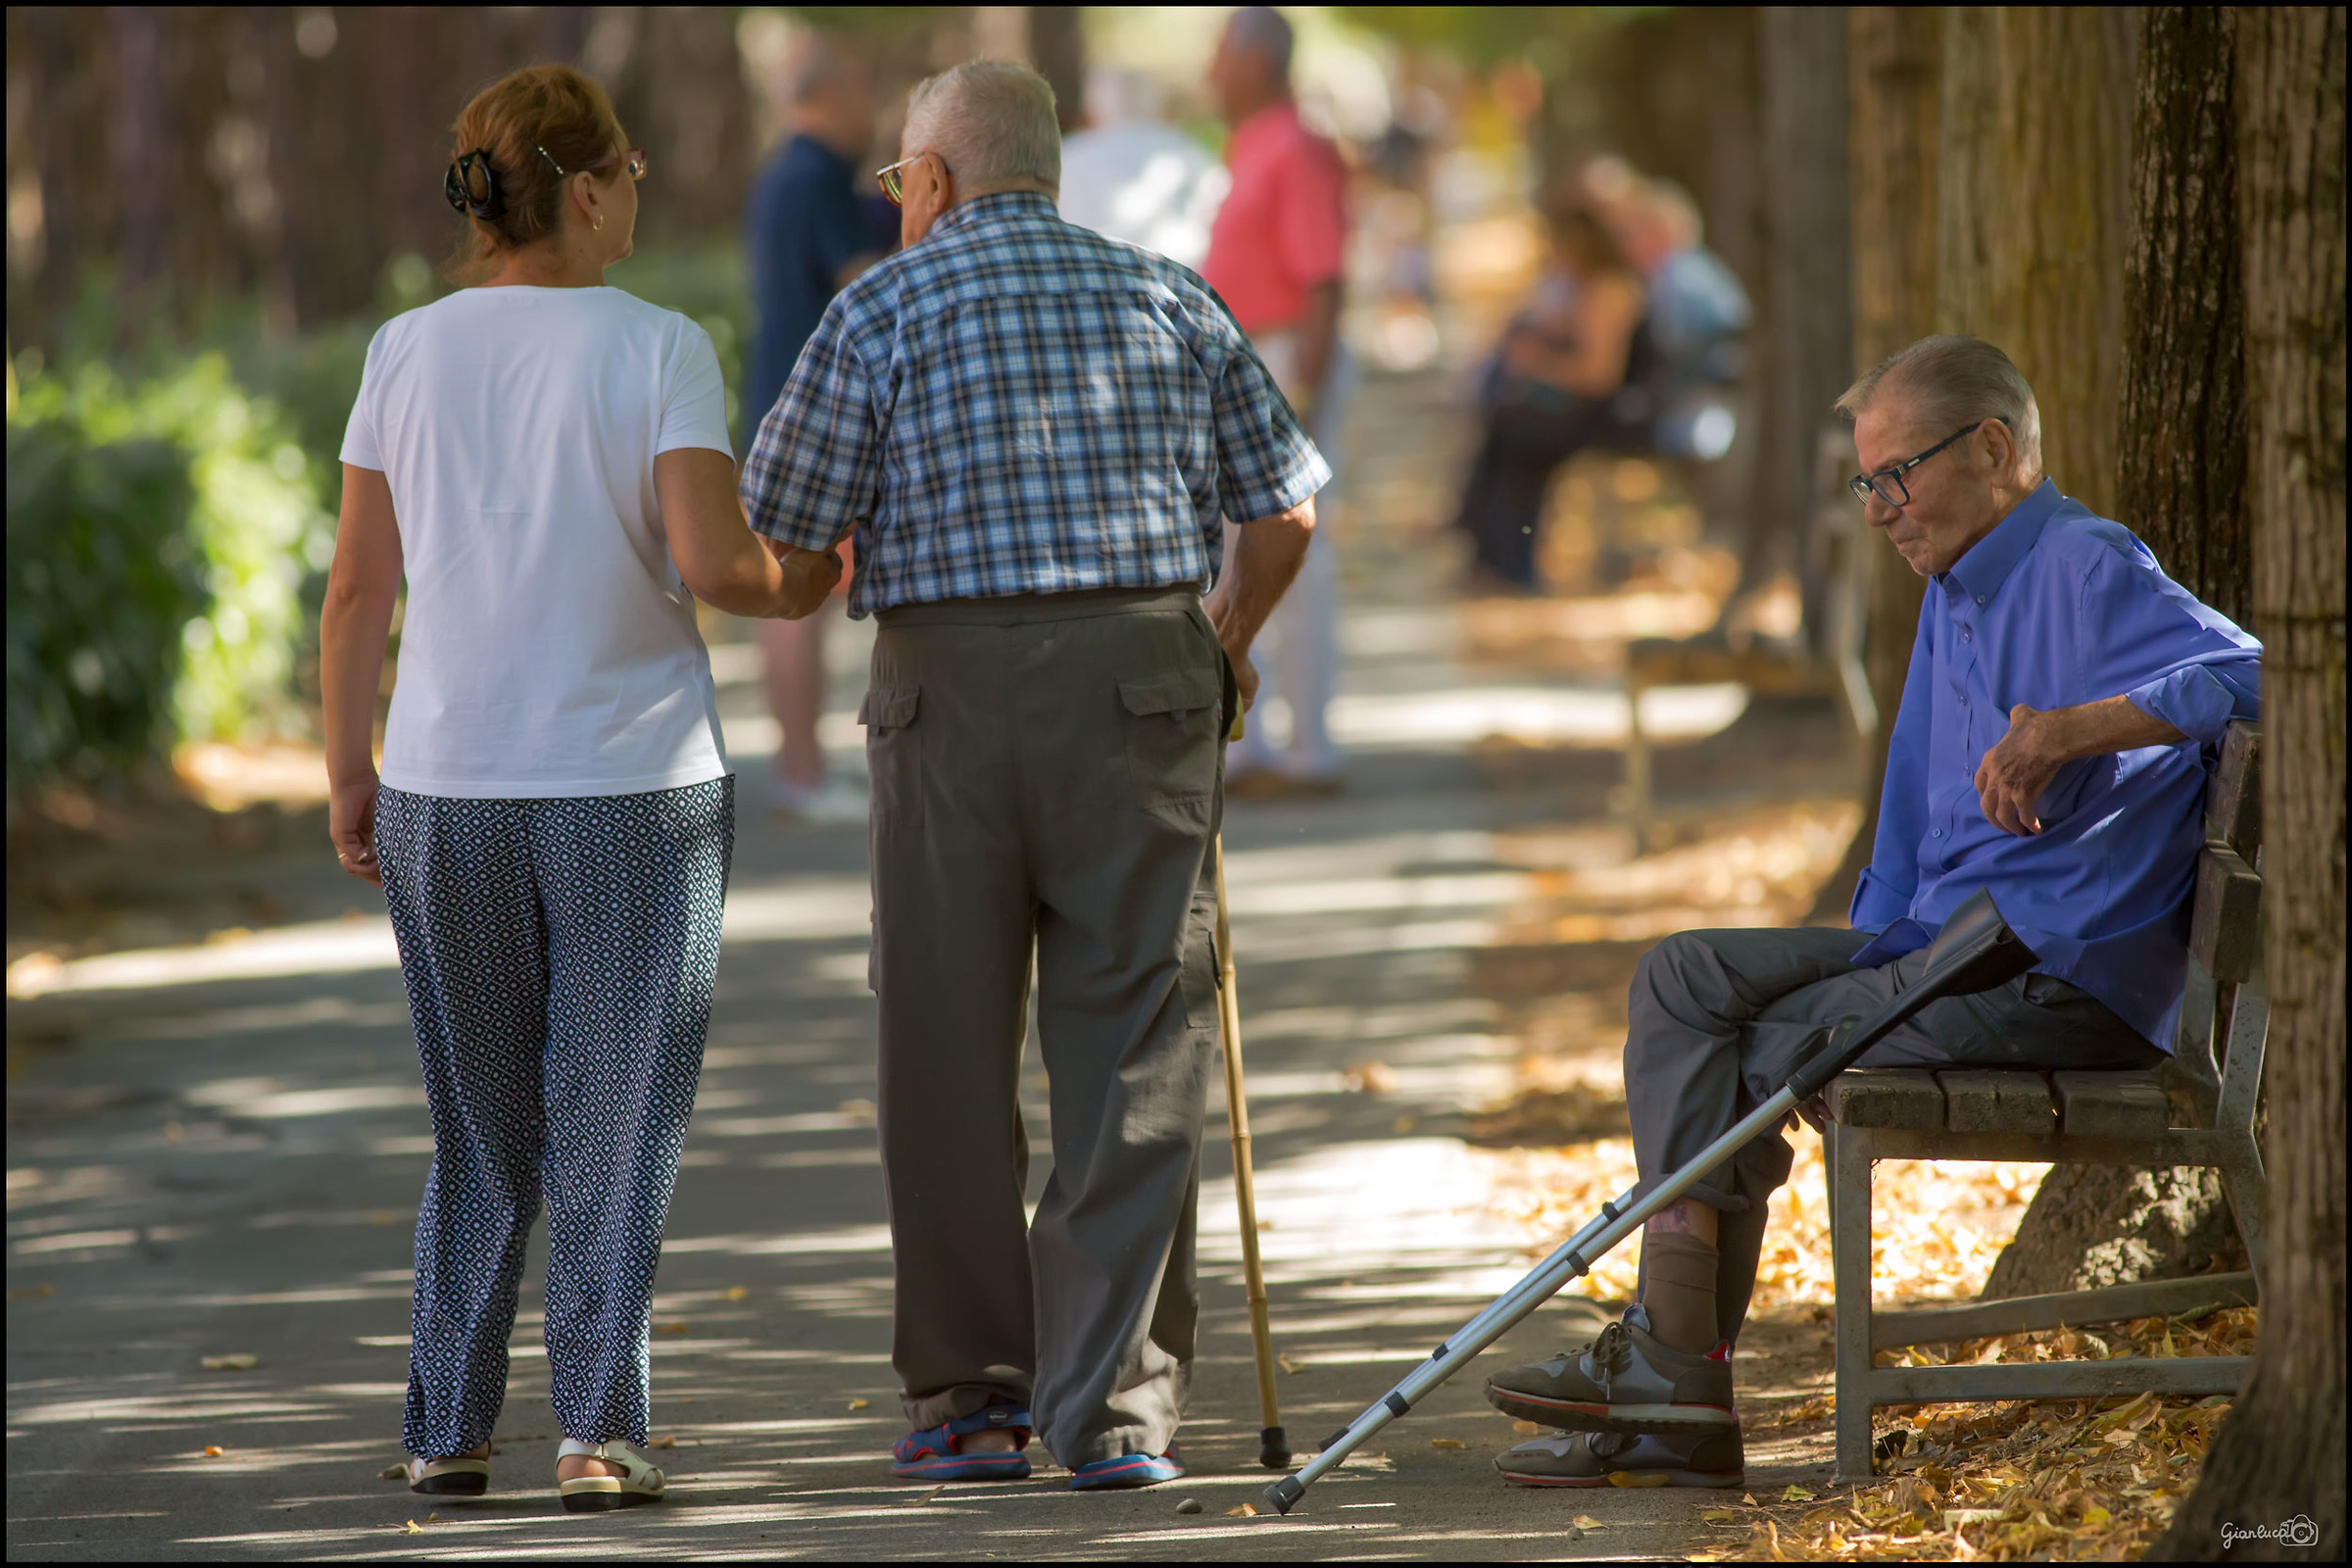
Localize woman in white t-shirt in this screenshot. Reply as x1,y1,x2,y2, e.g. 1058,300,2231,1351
319,63,839,1512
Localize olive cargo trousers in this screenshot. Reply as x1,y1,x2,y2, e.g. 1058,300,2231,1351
861,588,1226,1468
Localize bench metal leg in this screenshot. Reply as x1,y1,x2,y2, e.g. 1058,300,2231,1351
1830,1122,1877,1483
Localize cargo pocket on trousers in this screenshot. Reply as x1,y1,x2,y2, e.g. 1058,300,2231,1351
1119,669,1220,829
858,682,922,838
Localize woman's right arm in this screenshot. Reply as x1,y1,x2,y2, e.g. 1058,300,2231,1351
655,446,842,619
320,465,404,886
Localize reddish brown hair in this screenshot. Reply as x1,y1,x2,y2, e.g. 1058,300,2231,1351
446,65,626,277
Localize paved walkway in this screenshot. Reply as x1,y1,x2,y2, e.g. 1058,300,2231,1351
7,367,1844,1560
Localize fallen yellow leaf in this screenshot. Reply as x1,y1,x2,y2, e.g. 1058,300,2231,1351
203,1445,225,1457
725,1285,749,1301
848,1397,870,1411
1701,1507,1741,1523
1430,1437,1468,1450
201,1353,259,1371
1277,1352,1303,1375
1572,1513,1605,1529
1782,1484,1816,1501
906,1485,944,1506
651,1435,677,1449
1392,1114,1418,1134
656,1321,691,1336
1512,1419,1541,1434
1225,1502,1257,1517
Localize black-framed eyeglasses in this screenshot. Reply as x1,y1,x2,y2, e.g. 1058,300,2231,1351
874,152,944,207
1848,417,2008,508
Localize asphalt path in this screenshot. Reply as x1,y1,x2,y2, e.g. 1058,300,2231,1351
7,368,1826,1559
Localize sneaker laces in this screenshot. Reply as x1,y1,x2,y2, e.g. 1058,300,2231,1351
1587,1320,1636,1395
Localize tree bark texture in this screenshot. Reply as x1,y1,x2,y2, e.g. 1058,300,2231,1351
1029,7,1088,133
1984,6,2252,1296
1750,5,1853,650
2119,7,2249,625
2153,7,2346,1559
1935,6,2133,520
1807,4,1938,923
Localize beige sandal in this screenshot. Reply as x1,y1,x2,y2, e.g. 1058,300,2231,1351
557,1439,664,1512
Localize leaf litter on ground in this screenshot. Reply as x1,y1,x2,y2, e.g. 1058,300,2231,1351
1694,1309,2256,1561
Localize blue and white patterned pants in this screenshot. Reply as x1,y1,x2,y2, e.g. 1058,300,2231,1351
374,777,734,1457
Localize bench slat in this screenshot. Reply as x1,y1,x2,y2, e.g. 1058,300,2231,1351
1937,1070,2056,1134
2053,1069,2174,1140
1826,1068,1945,1129
2205,720,2261,857
2190,845,2263,983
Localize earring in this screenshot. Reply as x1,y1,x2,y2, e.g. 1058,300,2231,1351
593,215,606,231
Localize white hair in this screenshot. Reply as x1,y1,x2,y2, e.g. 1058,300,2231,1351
1837,333,2045,471
904,59,1060,188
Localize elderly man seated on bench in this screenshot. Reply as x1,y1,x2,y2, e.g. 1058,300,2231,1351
1484,333,2263,1492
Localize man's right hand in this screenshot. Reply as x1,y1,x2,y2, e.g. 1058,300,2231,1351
769,541,845,617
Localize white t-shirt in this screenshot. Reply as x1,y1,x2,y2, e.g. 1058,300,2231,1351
341,286,735,798
1057,121,1227,270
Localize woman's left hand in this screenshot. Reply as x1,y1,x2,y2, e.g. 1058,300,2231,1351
330,775,383,887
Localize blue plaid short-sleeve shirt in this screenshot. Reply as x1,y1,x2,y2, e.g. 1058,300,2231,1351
739,191,1331,617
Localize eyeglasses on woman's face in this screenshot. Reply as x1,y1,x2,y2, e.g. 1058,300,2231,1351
537,144,649,182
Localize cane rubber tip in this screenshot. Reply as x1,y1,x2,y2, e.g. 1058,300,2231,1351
1264,1475,1305,1514
1258,1426,1291,1469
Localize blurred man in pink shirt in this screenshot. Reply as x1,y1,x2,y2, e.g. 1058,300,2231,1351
1203,6,1350,794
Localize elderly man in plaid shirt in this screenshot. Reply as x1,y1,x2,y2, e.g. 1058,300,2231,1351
741,59,1329,1491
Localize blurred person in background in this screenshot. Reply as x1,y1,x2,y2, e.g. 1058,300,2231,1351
1058,66,1225,270
1202,5,1351,797
1450,201,1649,592
743,31,883,823
321,63,840,1510
1614,179,1749,387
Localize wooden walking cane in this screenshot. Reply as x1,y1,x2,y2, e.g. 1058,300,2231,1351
1213,831,1290,1468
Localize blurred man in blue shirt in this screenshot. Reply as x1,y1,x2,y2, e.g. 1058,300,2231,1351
1482,334,2261,1493
743,32,881,820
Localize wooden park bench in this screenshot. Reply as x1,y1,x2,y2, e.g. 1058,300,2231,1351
1820,719,2267,1481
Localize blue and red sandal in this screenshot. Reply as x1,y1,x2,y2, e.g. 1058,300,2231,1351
1068,1446,1187,1491
890,1405,1034,1481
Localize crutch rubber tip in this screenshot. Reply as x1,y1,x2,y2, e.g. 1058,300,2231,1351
1264,1475,1306,1515
1258,1426,1291,1469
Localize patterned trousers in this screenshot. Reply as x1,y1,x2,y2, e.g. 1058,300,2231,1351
374,777,734,1457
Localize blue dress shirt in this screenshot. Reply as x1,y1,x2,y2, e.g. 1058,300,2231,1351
1848,479,2262,1049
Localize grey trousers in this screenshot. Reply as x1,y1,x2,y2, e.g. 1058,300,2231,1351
1624,925,2165,1346
862,588,1226,1467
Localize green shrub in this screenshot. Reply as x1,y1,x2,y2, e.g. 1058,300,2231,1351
5,353,336,807
5,398,204,808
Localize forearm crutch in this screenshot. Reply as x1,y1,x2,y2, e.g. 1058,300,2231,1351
1262,888,2035,1514
1214,831,1290,1469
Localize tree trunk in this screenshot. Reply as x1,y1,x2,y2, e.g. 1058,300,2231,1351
1984,6,2253,1299
2119,7,2249,625
1029,6,1087,133
1749,5,1853,651
1807,4,1938,924
2153,7,2346,1559
1934,6,2133,519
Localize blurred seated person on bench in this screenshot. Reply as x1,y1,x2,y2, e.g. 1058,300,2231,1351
1449,202,1647,593
1481,333,2262,1491
1610,179,1749,459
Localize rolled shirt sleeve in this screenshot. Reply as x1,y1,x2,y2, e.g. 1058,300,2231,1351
1209,328,1332,522
2078,544,2263,747
739,294,880,554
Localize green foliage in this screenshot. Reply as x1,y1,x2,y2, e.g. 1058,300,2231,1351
5,353,335,805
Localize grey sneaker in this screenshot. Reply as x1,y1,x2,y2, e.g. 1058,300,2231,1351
1484,1319,1736,1433
1495,1427,1743,1489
